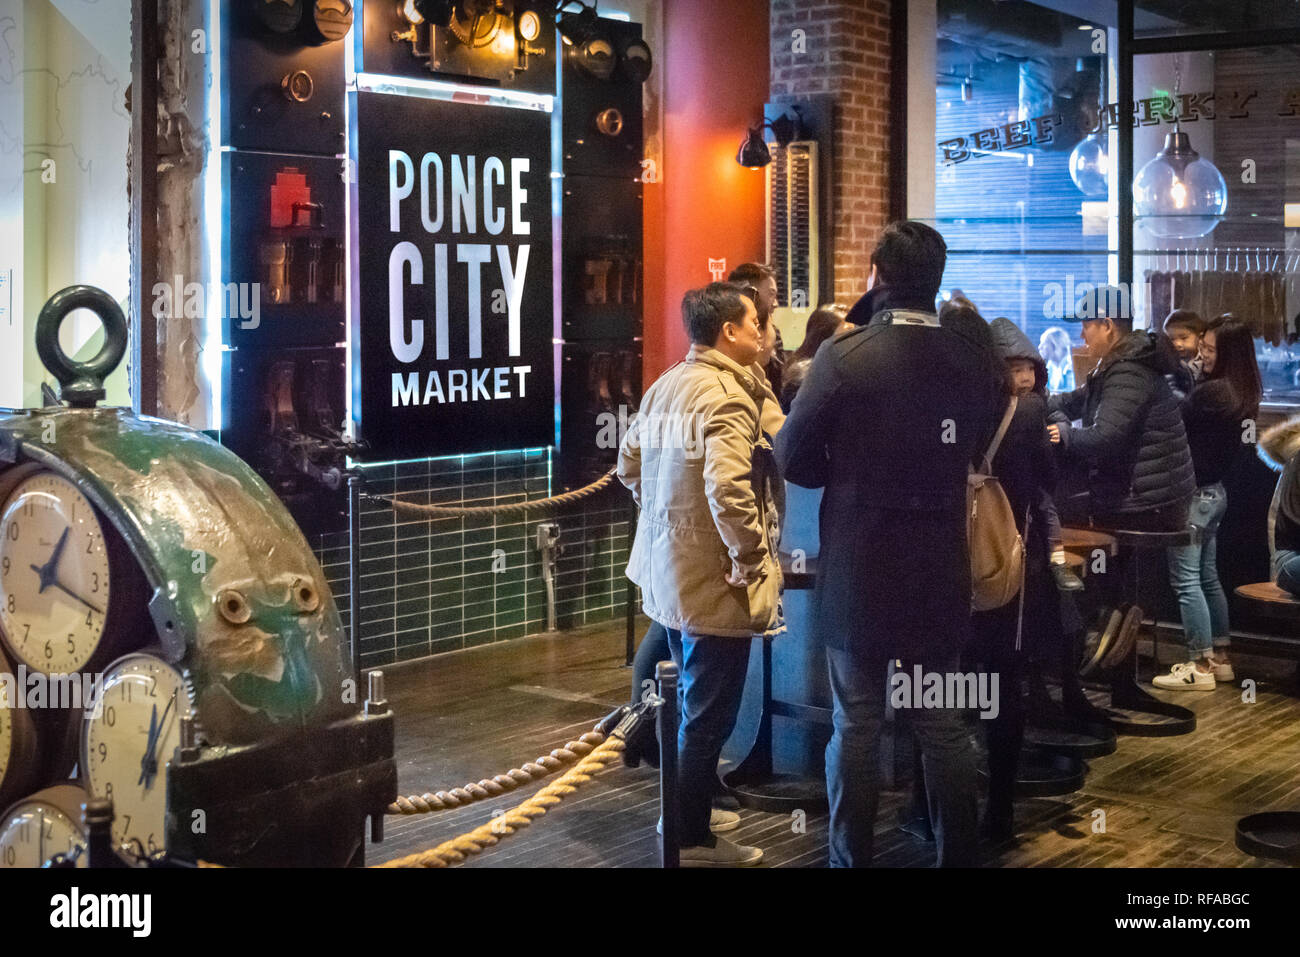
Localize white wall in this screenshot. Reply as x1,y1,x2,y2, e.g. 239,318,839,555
0,0,130,409
0,4,24,406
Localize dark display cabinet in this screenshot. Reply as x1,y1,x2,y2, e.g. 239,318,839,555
561,173,643,342
560,341,642,486
221,346,351,536
560,18,649,178
222,0,352,156
223,152,347,349
219,1,355,537
557,16,649,489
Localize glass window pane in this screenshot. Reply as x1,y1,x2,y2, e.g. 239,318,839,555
1134,1,1300,40
921,0,1118,375
1133,47,1300,405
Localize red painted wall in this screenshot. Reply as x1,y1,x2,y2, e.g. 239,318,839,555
642,0,770,381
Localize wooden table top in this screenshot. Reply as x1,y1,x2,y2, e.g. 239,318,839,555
1060,526,1119,556
1235,582,1300,620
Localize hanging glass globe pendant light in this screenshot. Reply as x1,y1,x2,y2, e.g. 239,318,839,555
1132,55,1227,238
1069,57,1109,198
1133,128,1227,237
1069,133,1109,197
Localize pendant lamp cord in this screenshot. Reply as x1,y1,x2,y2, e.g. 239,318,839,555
1173,53,1182,133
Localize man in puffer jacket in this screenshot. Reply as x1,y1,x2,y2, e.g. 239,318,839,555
1047,290,1196,532
618,282,781,867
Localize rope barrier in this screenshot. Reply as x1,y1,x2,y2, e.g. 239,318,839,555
387,729,608,814
373,735,628,868
368,468,617,518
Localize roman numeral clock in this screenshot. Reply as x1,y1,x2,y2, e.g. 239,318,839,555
0,286,395,869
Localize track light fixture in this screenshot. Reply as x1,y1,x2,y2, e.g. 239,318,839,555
736,110,801,169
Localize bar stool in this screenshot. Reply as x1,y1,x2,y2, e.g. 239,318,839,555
1085,524,1200,736
1018,528,1121,759
1232,582,1300,864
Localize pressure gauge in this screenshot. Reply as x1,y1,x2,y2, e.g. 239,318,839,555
518,9,541,42
621,39,652,84
310,0,353,42
81,653,193,859
575,36,616,80
0,472,112,674
0,785,89,868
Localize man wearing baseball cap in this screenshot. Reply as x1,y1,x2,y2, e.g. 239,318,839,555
1046,285,1195,533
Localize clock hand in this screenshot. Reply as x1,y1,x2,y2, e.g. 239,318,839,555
29,528,70,593
49,579,104,616
138,703,158,787
47,527,70,576
143,691,178,791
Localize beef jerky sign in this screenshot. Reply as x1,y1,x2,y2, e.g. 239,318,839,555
354,92,553,459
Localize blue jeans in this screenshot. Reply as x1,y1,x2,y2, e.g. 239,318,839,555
664,627,752,848
824,646,978,868
1167,483,1230,659
1277,549,1300,597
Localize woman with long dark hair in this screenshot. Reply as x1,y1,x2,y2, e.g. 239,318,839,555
779,305,850,412
1154,318,1262,691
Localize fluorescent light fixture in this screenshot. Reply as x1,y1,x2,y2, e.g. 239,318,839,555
353,71,553,113
203,0,226,432
356,447,553,469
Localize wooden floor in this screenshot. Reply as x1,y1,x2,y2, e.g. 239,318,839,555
371,618,1300,868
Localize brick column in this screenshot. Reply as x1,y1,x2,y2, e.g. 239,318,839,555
770,0,892,305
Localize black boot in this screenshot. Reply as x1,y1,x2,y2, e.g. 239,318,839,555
1051,561,1085,592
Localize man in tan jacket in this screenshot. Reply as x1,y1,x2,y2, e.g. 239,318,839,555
618,282,781,867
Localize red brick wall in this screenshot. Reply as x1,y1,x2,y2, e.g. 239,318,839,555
770,0,892,305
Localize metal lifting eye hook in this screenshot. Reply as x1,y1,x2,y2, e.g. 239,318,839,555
35,285,128,409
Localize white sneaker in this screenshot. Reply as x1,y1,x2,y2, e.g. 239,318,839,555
657,808,740,834
679,836,763,867
1152,661,1215,691
1210,659,1235,682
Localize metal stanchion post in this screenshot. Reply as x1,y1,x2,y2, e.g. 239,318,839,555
655,660,679,868
625,503,637,666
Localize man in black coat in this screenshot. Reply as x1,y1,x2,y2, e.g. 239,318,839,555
1046,293,1195,531
775,222,1005,867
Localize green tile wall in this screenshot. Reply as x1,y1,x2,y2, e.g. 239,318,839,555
313,449,634,669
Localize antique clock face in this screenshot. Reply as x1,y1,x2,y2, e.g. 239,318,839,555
0,647,77,809
0,786,88,868
82,653,193,858
0,472,112,674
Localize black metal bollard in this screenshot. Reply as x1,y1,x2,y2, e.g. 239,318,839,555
655,660,679,868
